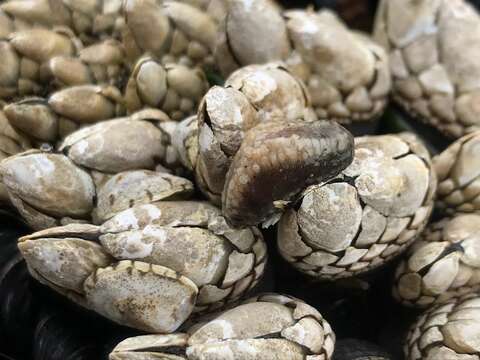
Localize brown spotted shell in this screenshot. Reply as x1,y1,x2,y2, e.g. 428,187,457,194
18,222,199,333
223,119,354,228
405,292,480,360
109,293,336,360
100,200,267,312
434,131,480,214
374,0,480,138
277,133,437,279
394,214,480,308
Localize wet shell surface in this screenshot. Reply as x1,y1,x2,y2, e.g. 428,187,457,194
277,133,436,279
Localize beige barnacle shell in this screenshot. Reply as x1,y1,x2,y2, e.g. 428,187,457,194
0,150,95,230
277,133,437,279
374,0,480,138
110,293,335,360
215,1,390,124
185,0,228,24
394,214,480,308
99,200,267,312
123,0,217,69
58,114,168,174
17,223,198,333
194,63,315,205
0,110,31,203
1,0,124,44
92,170,194,224
434,131,480,215
224,63,314,123
0,27,81,99
215,0,291,76
124,56,208,121
405,291,480,360
44,39,128,89
172,115,198,172
223,119,354,228
4,84,124,144
285,9,391,124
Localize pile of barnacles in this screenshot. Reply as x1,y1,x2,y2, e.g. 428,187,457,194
0,0,480,359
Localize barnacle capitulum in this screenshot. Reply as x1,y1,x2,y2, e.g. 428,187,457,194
124,55,208,121
123,0,217,68
4,84,124,144
223,119,354,228
434,131,480,215
216,0,391,124
0,0,124,44
394,213,480,308
374,0,480,138
17,201,267,331
405,292,480,360
0,111,188,229
277,133,436,279
109,293,335,360
44,39,128,89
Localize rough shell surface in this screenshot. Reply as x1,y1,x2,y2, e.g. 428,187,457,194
92,170,194,224
109,293,336,360
100,200,267,312
277,133,437,279
434,131,480,215
215,2,390,123
17,223,199,333
405,292,480,360
374,0,480,138
394,213,480,308
222,119,354,227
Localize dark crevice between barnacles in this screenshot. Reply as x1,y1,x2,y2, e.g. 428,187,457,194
417,242,464,277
